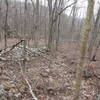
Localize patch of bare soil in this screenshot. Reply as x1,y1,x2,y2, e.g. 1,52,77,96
0,40,100,100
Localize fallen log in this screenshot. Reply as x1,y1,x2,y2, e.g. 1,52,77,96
0,40,25,56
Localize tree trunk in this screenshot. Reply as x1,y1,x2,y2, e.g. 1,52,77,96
47,0,53,50
34,0,39,48
88,6,100,60
69,0,77,41
74,0,94,100
4,0,9,48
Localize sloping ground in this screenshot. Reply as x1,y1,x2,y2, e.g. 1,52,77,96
0,40,100,100
0,38,19,49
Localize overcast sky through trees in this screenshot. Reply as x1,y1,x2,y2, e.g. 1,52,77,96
17,0,100,18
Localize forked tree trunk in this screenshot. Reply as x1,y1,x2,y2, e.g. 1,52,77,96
74,0,94,100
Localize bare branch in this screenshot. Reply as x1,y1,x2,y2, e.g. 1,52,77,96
58,1,77,16
20,66,38,100
31,0,36,10
53,1,77,22
23,76,38,100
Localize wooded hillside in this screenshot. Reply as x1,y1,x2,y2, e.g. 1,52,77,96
0,0,100,100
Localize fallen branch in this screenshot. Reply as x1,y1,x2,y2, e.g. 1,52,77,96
20,64,38,100
4,40,24,55
9,40,25,51
0,40,25,56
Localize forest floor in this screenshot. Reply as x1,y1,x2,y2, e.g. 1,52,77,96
0,38,100,100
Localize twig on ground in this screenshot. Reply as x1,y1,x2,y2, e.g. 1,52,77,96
19,63,38,100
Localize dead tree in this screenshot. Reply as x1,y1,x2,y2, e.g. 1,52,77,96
74,0,94,100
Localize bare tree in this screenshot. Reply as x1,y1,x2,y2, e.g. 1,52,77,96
47,0,77,51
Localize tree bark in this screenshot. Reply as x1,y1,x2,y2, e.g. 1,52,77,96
4,0,9,48
47,0,53,50
74,0,94,100
88,6,100,60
